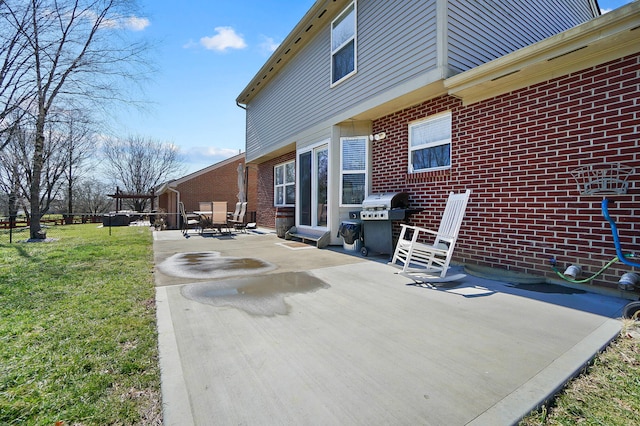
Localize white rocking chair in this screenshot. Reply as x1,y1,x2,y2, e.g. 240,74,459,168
390,190,471,283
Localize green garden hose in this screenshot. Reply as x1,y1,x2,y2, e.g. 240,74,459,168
551,254,632,284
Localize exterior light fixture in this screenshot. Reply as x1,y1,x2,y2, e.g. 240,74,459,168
369,132,386,141
618,272,639,291
563,264,582,279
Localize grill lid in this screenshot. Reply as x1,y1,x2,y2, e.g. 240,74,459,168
361,192,409,210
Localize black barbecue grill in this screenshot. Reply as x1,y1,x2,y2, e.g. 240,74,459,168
359,192,419,257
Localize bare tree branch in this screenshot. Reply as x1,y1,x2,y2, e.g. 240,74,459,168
102,135,185,211
0,0,153,238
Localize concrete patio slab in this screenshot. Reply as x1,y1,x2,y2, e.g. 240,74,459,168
153,229,628,425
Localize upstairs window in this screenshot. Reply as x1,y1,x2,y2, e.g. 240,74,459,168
274,161,295,207
340,136,368,206
409,112,452,173
331,2,357,85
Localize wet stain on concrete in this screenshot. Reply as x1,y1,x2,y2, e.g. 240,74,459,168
157,251,276,279
181,271,330,316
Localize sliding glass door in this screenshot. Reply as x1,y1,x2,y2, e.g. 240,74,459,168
298,143,328,228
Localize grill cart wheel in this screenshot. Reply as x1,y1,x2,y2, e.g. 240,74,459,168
622,301,640,320
361,246,369,257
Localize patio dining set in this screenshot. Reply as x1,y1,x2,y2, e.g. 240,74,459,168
179,201,249,236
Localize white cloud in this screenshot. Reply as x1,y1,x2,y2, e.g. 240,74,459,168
200,27,247,52
123,16,150,31
205,147,240,157
182,146,239,161
179,146,240,173
259,36,280,54
600,8,613,14
182,39,198,49
86,10,150,31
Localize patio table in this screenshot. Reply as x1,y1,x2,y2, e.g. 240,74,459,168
194,210,230,234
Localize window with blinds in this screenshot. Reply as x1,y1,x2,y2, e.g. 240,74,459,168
340,136,368,206
409,112,452,173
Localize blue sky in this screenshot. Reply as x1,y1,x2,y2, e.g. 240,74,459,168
115,0,634,175
112,0,314,175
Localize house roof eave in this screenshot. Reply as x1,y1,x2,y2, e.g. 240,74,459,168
445,2,640,106
235,0,350,106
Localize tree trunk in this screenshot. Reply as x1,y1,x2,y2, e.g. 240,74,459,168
8,191,18,229
67,163,73,216
29,113,46,240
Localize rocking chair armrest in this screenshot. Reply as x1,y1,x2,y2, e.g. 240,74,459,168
415,227,439,236
400,224,437,234
400,224,439,238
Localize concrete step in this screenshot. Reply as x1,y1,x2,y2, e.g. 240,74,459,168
285,226,330,248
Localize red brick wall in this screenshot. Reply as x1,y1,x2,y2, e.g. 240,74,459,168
372,54,640,290
255,151,296,228
246,165,258,223
176,157,257,221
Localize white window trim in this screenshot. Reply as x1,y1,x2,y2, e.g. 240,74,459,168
408,111,452,173
330,1,357,87
340,136,369,207
274,160,295,207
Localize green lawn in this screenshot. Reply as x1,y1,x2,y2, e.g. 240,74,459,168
0,224,161,425
521,320,640,425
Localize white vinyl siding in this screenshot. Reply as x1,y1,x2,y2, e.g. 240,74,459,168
244,0,596,162
447,0,597,72
340,136,368,206
409,113,452,173
246,0,438,161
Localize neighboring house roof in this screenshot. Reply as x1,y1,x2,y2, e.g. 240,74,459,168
155,152,245,195
446,1,640,105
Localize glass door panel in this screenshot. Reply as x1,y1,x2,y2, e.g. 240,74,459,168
316,147,328,227
299,151,311,226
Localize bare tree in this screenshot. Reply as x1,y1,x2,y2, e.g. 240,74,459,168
0,127,26,223
102,135,184,212
56,109,96,221
0,2,34,149
38,123,66,215
74,177,111,215
0,0,152,239
0,124,32,218
0,116,85,220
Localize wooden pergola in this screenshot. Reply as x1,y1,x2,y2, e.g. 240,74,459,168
107,187,156,212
